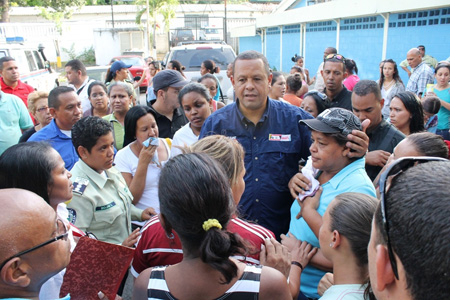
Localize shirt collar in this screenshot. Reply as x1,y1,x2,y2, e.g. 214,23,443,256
77,159,109,188
50,119,73,139
234,97,270,124
325,157,366,189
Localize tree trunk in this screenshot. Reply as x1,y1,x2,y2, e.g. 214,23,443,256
0,0,9,23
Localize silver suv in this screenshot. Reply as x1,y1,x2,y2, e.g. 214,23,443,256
163,42,236,99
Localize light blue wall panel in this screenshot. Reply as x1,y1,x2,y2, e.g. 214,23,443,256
238,36,262,53
266,27,282,71
282,25,302,72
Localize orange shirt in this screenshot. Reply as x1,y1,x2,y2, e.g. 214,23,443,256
283,94,302,107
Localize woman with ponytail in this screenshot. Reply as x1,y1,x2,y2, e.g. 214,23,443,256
133,152,291,299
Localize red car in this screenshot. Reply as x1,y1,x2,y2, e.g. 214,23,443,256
113,55,148,90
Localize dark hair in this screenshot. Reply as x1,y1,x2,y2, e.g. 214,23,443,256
327,132,350,147
0,142,57,204
393,92,425,134
422,96,441,115
303,91,331,115
87,81,107,98
105,67,116,83
406,132,449,158
0,56,15,70
72,117,112,157
345,59,358,75
202,59,219,74
373,160,450,300
159,153,247,284
65,59,87,76
326,47,337,54
233,50,270,76
417,45,425,51
198,73,218,88
330,193,378,267
435,63,450,74
179,82,211,105
48,86,76,109
323,54,346,72
123,105,157,147
149,61,161,71
286,73,303,93
168,60,185,77
378,59,404,88
271,72,284,86
353,80,382,101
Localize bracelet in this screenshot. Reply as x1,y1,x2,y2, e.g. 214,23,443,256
291,261,304,271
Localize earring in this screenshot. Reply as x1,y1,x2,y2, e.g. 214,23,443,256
329,243,333,247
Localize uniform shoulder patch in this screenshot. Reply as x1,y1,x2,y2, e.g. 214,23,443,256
72,177,89,195
67,208,77,224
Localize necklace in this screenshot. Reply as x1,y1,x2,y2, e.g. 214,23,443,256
383,79,395,90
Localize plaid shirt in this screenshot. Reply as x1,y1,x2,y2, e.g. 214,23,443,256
406,62,434,96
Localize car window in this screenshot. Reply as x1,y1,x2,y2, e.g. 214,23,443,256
205,29,219,34
86,68,108,82
33,51,45,69
119,57,143,66
171,48,235,71
25,50,37,72
178,30,194,37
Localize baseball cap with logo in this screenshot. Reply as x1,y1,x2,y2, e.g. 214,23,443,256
300,107,361,136
153,70,190,92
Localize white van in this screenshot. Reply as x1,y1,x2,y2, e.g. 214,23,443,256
0,40,58,92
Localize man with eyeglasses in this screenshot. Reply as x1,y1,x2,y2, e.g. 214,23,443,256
368,158,450,300
321,54,353,111
0,188,71,299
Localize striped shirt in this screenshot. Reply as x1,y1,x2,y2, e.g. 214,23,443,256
147,264,262,300
131,216,275,277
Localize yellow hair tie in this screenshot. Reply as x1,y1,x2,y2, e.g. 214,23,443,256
202,219,222,231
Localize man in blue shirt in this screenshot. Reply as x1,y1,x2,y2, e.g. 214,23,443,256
29,86,82,170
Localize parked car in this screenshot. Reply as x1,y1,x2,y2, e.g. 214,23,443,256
163,42,236,99
113,55,148,91
171,28,195,47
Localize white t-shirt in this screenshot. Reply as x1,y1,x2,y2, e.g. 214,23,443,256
69,77,95,114
171,122,199,158
320,284,367,300
114,139,170,215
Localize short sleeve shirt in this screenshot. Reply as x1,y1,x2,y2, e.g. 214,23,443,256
148,99,188,139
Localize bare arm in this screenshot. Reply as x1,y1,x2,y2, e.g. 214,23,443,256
133,268,153,300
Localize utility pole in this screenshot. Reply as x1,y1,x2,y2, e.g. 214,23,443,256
224,0,227,43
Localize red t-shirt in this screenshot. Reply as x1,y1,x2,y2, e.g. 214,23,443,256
131,215,275,277
0,78,35,107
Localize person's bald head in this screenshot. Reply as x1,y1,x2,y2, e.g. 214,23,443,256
407,48,422,68
0,189,70,298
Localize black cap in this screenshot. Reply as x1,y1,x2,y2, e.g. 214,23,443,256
300,107,361,136
153,70,190,92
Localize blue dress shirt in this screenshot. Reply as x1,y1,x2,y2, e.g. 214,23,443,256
200,98,313,238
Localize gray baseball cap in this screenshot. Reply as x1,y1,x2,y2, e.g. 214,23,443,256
153,70,190,92
300,107,362,136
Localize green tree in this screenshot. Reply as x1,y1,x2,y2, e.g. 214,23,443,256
135,0,178,52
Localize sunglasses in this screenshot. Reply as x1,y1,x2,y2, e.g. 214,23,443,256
0,218,68,271
325,54,345,62
378,156,447,279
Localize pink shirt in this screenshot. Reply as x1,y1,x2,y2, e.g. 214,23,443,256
343,74,360,91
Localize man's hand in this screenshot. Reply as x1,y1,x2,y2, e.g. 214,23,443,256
259,238,291,278
122,228,140,247
141,207,157,220
288,173,311,199
365,150,391,167
291,240,317,271
346,119,370,159
317,273,334,296
280,232,300,252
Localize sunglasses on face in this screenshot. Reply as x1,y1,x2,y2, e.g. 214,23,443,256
378,156,447,279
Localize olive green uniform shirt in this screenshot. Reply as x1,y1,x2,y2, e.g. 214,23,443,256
67,159,143,244
103,113,125,150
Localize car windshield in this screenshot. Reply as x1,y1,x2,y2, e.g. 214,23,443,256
178,30,193,37
86,68,108,82
171,48,235,71
119,57,143,66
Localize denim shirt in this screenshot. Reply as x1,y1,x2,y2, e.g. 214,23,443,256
200,98,312,238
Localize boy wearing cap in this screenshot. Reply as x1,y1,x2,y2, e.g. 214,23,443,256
148,69,190,139
282,107,376,299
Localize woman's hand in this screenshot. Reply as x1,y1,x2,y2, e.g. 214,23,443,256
280,232,300,252
288,172,311,199
122,228,140,247
291,240,317,271
138,144,157,165
317,273,334,296
141,207,157,220
297,187,322,219
259,238,291,278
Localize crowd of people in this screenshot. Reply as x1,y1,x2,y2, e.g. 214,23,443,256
0,44,449,300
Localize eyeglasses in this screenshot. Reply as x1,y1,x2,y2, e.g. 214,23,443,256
36,106,49,113
0,218,68,271
325,54,345,62
305,90,328,101
378,156,447,279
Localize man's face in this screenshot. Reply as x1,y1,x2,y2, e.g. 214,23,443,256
1,60,20,84
352,92,383,132
323,48,334,59
231,58,272,112
51,91,82,130
417,47,425,57
226,63,233,79
64,66,81,86
407,51,422,68
163,86,182,110
321,61,347,93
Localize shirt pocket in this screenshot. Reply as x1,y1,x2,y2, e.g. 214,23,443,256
259,141,300,186
93,203,124,238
